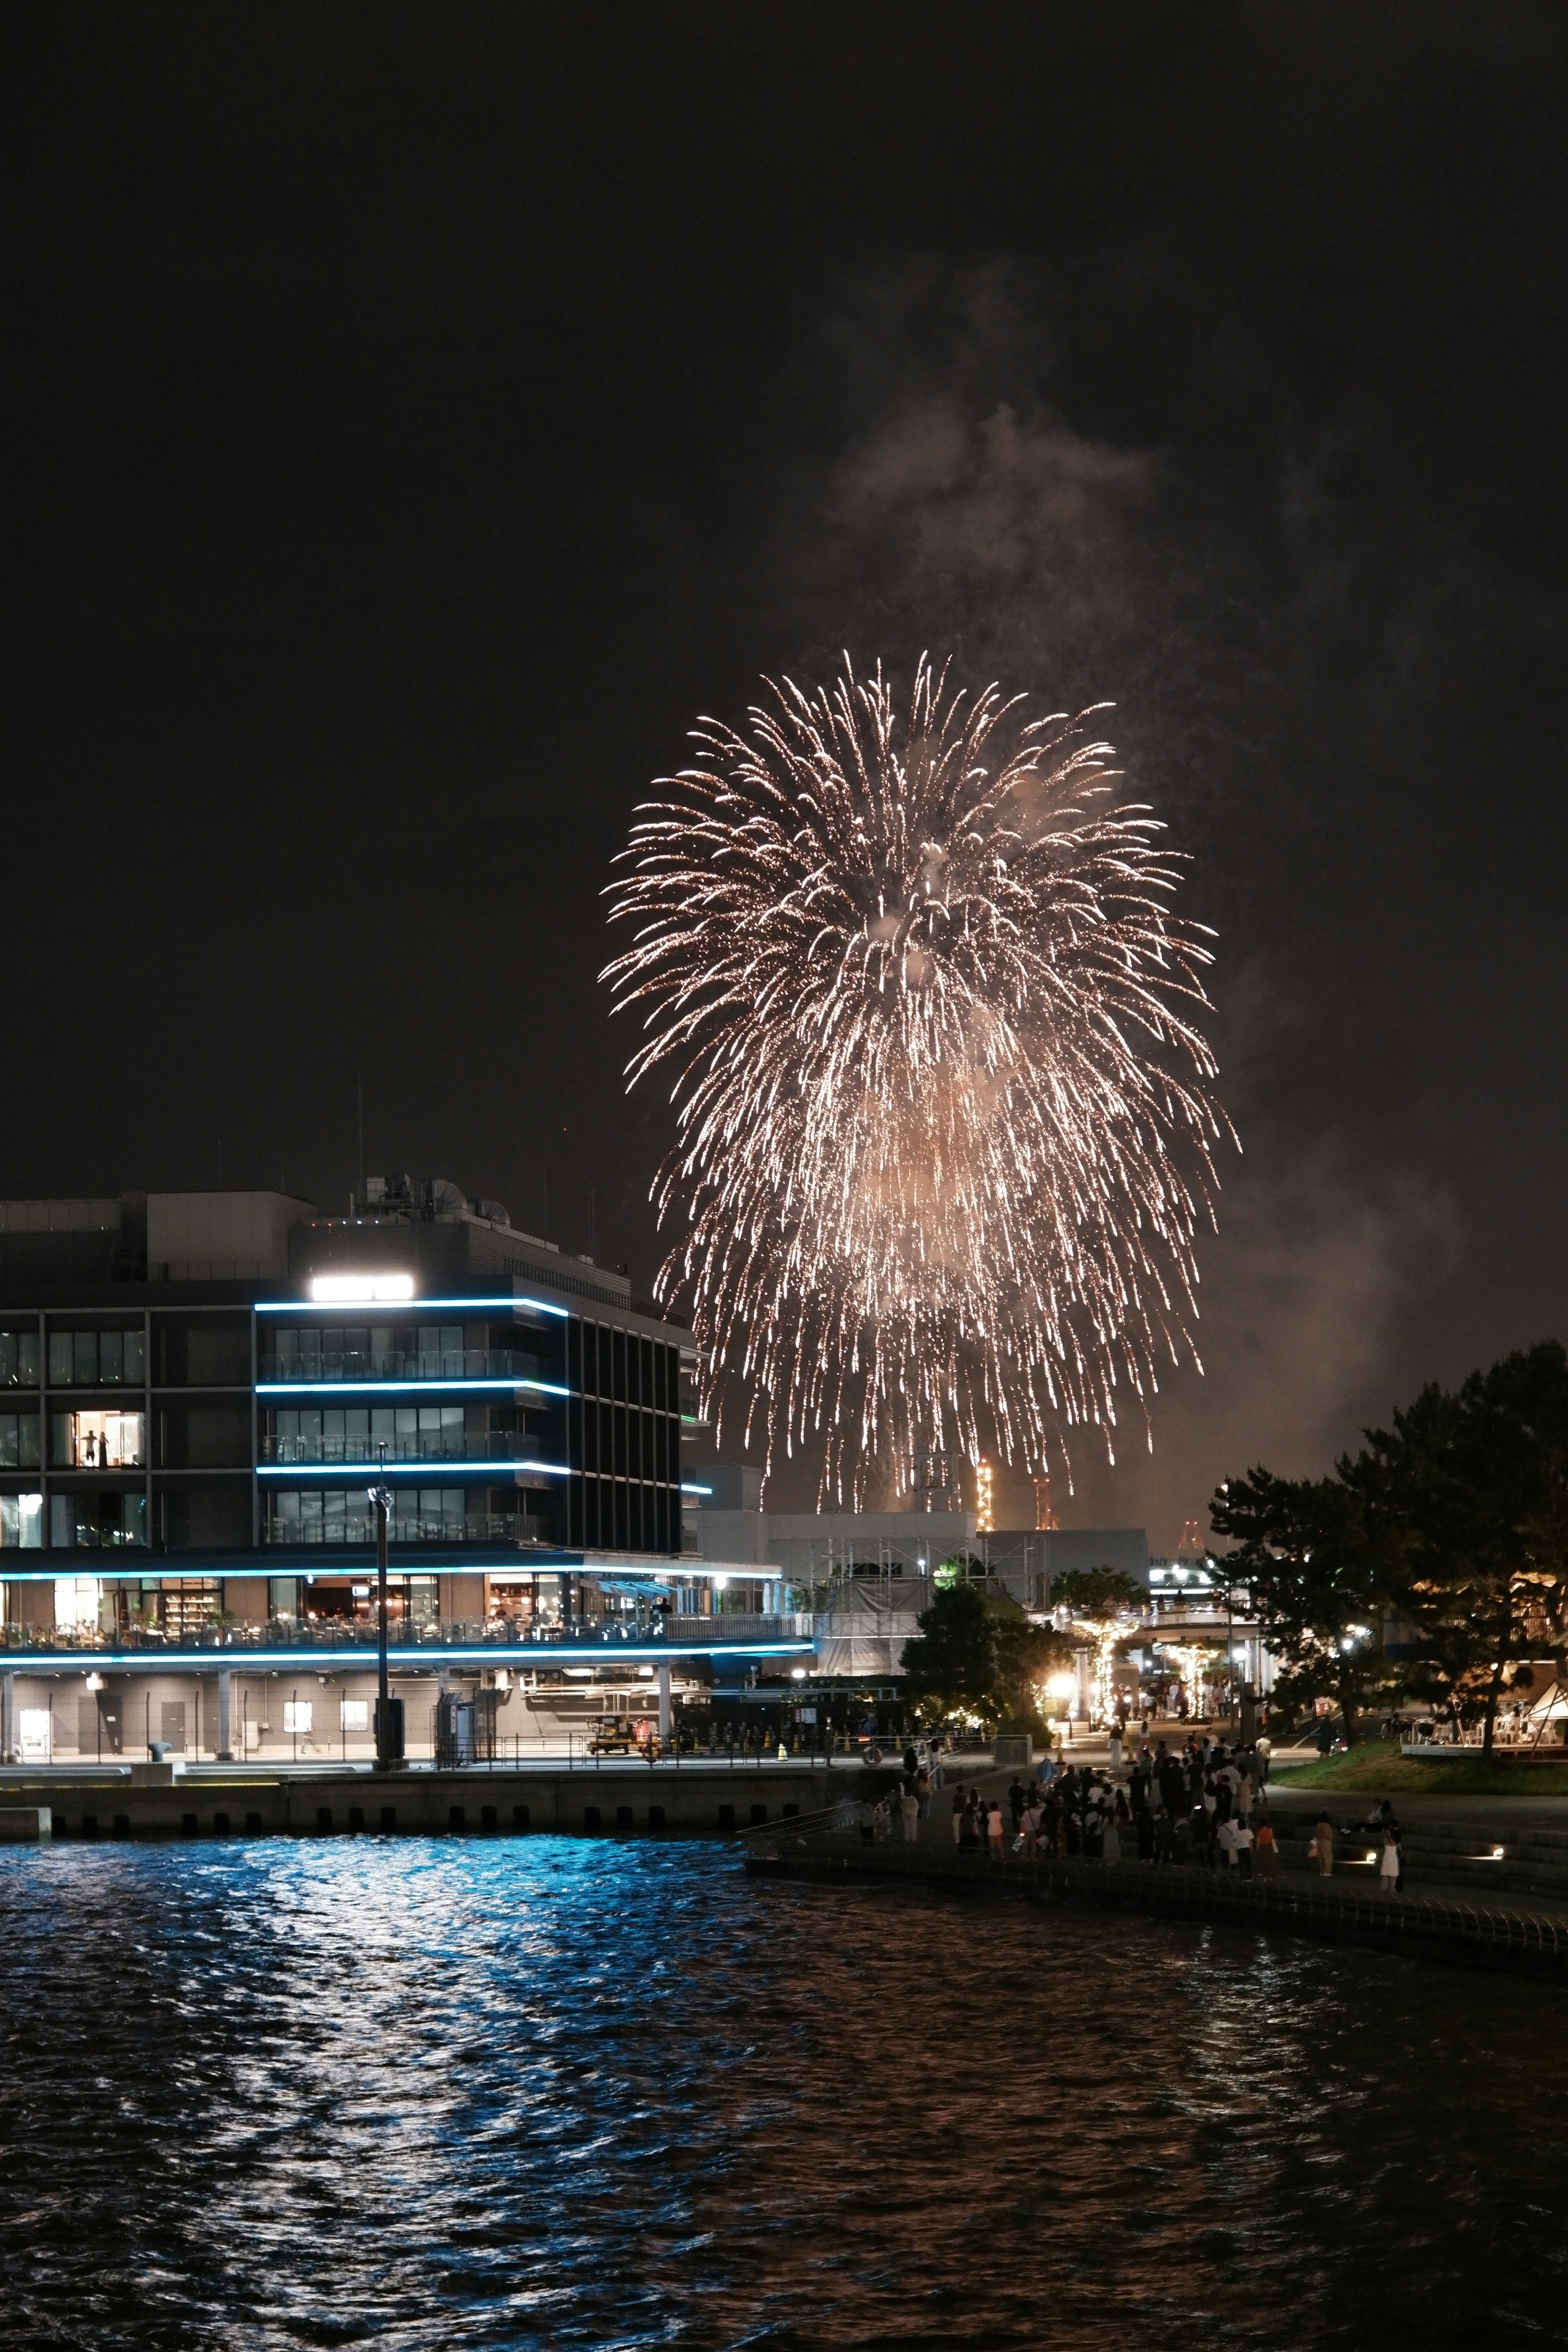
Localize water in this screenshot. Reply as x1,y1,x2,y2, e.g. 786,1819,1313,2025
1,1837,1562,2349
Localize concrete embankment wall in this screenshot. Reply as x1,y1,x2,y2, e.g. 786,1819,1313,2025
748,1837,1568,1983
0,1762,854,1841
1265,1791,1568,1905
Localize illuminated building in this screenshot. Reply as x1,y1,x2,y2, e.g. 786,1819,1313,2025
0,1184,809,1760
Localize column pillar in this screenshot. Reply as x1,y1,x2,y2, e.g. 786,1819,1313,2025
216,1668,233,1762
657,1661,671,1746
0,1669,13,1762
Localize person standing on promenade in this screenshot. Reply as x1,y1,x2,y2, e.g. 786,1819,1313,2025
1255,1814,1278,1880
1379,1829,1400,1895
900,1784,920,1844
1008,1777,1027,1839
986,1798,1005,1861
1314,1811,1335,1876
1234,1819,1254,1878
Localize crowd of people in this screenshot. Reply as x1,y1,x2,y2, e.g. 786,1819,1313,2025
843,1730,1409,1893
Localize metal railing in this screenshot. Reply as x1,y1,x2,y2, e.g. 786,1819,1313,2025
259,1348,544,1384
0,1611,815,1658
261,1432,565,1467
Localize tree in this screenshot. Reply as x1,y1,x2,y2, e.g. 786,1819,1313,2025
1365,1343,1568,1755
1051,1567,1144,1619
1050,1566,1145,1725
1209,1467,1398,1743
900,1579,1067,1729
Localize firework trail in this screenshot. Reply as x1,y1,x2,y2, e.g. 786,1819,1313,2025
603,655,1231,1501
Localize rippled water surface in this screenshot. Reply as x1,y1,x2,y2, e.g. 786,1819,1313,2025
2,1835,1564,2348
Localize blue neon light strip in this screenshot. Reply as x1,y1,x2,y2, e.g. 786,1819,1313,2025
680,1483,713,1496
255,1296,570,1320
6,1639,815,1671
256,1379,570,1398
256,1461,571,1480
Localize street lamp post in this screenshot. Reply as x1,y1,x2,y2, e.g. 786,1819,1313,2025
371,1467,403,1768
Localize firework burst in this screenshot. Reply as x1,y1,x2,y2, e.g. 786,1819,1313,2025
603,654,1231,1501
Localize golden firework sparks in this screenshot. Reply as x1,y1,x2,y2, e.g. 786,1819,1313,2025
603,655,1233,1502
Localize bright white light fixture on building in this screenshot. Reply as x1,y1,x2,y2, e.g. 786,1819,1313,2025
310,1274,416,1303
84,1671,103,1693
790,1667,807,1680
1047,1671,1076,1701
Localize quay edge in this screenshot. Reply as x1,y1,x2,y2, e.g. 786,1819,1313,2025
0,1760,853,1841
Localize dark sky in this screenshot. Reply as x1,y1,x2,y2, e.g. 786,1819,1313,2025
4,4,1566,1543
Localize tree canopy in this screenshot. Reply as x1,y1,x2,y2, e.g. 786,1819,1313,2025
900,1579,1067,1729
1212,1340,1568,1754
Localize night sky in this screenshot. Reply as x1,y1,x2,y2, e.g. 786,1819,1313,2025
4,5,1566,1543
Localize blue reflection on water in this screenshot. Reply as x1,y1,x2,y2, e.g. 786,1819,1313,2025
1,1835,1564,2348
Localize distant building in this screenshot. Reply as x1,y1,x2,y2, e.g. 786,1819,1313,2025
684,1468,1148,1679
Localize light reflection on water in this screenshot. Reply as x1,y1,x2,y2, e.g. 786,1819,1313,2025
1,1836,1564,2348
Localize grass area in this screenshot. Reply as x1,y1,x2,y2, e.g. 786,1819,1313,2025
1269,1747,1568,1797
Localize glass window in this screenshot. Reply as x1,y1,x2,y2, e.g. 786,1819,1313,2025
2,1412,42,1468
50,1494,74,1548
48,1332,72,1386
0,1493,42,1548
323,1490,346,1540
54,1410,145,1469
341,1698,369,1731
370,1326,394,1374
300,1328,321,1379
119,1494,147,1547
323,1408,345,1460
124,1326,145,1385
344,1408,368,1451
99,1332,123,1385
272,1492,300,1540
54,1575,102,1630
283,1699,312,1735
73,1332,98,1385
301,1491,323,1542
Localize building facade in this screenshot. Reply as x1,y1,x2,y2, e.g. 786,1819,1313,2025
0,1185,810,1760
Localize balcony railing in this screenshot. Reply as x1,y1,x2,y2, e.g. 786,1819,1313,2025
0,1612,814,1658
260,1432,564,1467
259,1348,547,1385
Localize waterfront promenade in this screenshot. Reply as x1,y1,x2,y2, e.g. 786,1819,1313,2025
742,1803,1568,1982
